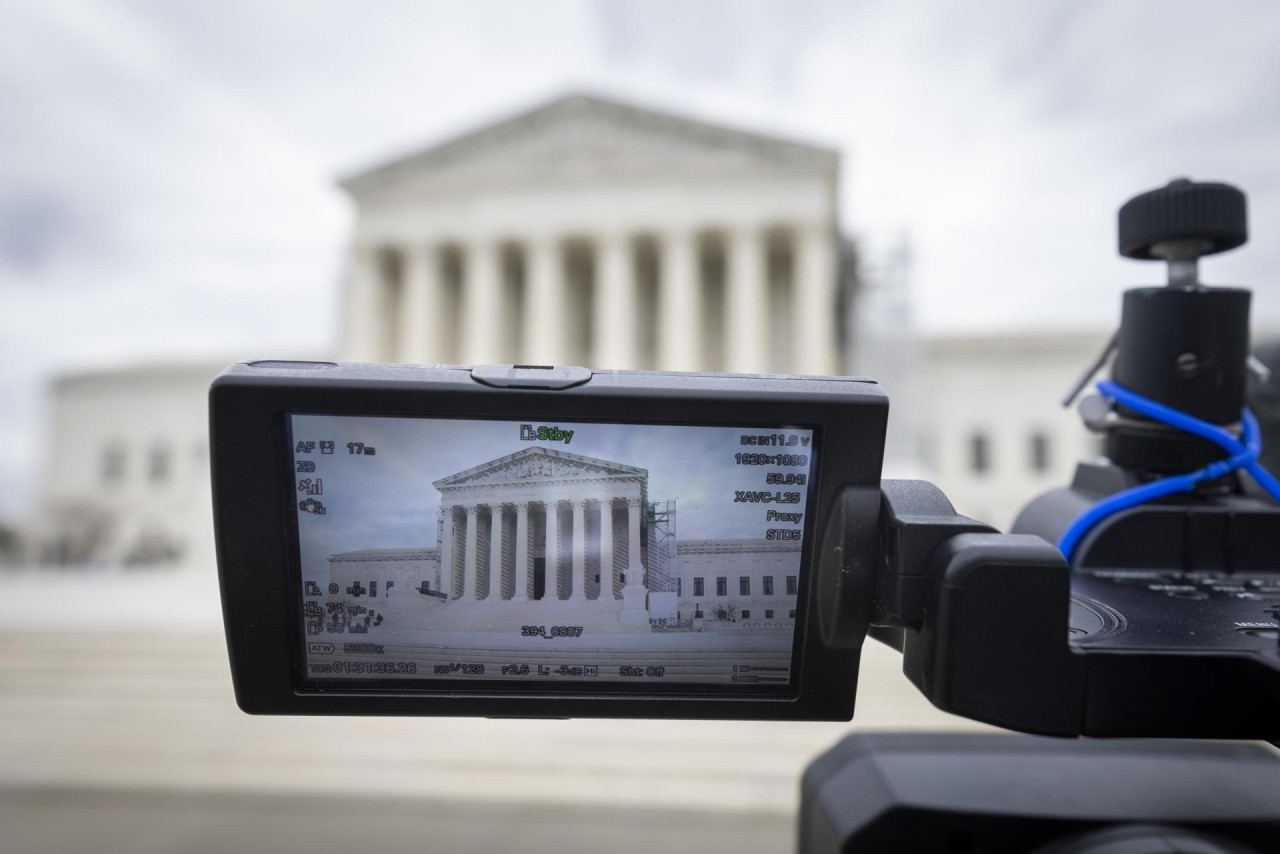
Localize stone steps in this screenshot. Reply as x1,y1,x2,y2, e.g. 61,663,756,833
0,629,992,814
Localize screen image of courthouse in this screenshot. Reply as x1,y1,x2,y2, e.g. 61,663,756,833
326,446,801,631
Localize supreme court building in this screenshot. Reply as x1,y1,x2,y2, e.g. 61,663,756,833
326,446,801,633
432,447,648,607
339,93,844,375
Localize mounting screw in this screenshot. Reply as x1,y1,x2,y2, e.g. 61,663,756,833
1175,352,1201,378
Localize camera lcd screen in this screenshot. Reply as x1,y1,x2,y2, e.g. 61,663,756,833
288,414,817,690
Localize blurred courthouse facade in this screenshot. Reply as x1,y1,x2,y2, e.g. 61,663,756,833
31,93,847,570
28,92,1098,568
340,93,844,376
34,362,221,569
918,332,1108,529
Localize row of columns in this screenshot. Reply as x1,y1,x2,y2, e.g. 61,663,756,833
346,225,837,374
438,496,644,602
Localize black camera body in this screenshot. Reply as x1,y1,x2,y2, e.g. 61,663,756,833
211,363,887,720
211,360,1280,737
210,178,1280,852
1017,468,1280,738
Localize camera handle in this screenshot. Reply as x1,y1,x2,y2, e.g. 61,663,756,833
866,480,1085,736
866,479,1280,740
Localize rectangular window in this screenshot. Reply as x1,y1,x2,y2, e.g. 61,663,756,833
677,578,682,596
789,609,796,619
715,576,727,597
739,576,750,596
693,577,704,597
970,431,990,474
370,580,377,597
1030,431,1051,473
765,609,774,619
785,575,797,596
763,576,774,596
741,610,751,619
102,444,126,485
149,443,170,484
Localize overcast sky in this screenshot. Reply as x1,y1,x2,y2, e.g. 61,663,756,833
3,0,1280,520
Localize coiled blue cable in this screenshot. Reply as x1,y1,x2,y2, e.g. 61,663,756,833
1056,379,1280,562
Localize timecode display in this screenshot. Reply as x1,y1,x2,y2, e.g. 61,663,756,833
521,625,584,638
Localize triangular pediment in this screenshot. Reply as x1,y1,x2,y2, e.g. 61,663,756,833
340,93,837,196
434,446,646,489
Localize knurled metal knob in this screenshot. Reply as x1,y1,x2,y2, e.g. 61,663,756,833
1118,178,1247,260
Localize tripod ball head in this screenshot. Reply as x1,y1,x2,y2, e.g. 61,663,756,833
1107,180,1253,456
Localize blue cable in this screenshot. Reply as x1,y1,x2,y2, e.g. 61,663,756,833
1057,380,1280,562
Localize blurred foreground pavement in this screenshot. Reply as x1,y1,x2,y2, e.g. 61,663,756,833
0,570,987,853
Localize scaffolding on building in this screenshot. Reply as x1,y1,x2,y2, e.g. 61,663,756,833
645,499,678,593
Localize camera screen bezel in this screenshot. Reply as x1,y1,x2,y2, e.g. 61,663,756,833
211,362,886,720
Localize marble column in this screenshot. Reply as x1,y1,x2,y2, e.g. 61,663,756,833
619,496,649,628
462,504,479,599
462,240,501,364
727,227,769,374
795,224,837,375
438,504,456,598
544,500,560,600
399,242,438,364
570,498,587,600
657,230,700,371
346,245,388,362
595,233,636,369
597,497,614,600
625,497,644,588
525,237,565,365
487,503,503,600
513,501,531,601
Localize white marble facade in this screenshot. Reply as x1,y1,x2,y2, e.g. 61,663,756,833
431,447,648,607
325,446,804,631
33,362,224,570
339,93,841,375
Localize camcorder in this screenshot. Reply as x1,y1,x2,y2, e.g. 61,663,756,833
211,180,1280,852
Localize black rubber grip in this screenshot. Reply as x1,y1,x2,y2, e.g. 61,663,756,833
1118,179,1247,259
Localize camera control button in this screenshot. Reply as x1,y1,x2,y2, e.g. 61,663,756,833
246,360,338,370
470,364,592,389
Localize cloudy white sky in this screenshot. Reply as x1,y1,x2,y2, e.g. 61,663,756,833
3,0,1280,520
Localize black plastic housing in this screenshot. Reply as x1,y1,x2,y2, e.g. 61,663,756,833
871,482,1085,736
1111,285,1251,427
210,361,888,720
1015,463,1280,739
1118,179,1248,260
799,733,1280,854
